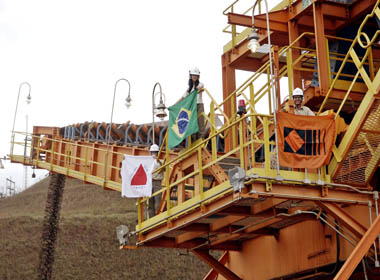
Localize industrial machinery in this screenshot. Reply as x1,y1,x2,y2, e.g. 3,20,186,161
10,0,380,279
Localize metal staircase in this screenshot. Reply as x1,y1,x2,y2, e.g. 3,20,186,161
323,0,380,187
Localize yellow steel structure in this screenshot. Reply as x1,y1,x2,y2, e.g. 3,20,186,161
10,0,380,279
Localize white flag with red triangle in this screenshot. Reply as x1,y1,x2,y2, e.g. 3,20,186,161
121,155,155,198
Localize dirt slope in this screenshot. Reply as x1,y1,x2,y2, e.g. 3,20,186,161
0,177,210,279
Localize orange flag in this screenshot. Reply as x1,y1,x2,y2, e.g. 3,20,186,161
277,112,336,168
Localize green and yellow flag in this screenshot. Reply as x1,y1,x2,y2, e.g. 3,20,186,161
168,90,199,149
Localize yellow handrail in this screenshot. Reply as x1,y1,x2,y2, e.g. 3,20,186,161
317,1,380,114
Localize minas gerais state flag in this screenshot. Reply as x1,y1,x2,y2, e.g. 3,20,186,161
121,155,155,198
277,112,336,168
168,89,199,149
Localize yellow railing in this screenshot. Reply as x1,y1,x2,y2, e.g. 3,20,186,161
318,0,380,115
10,131,149,192
137,15,380,228
137,112,275,230
11,25,377,232
11,1,380,234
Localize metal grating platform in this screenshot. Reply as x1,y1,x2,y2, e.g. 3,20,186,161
335,99,380,186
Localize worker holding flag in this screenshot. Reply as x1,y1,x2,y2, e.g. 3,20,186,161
168,67,205,149
277,88,335,169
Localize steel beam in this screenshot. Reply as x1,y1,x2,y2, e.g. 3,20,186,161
138,180,372,245
192,249,242,280
242,182,372,205
227,11,288,32
226,33,289,71
334,213,380,280
33,126,60,136
316,201,368,239
203,251,229,280
218,205,253,216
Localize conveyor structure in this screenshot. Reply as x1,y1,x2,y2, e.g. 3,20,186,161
10,0,380,279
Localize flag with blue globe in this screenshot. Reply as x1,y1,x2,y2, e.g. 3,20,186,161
168,90,199,149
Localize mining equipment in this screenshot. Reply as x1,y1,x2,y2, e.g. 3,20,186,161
10,0,380,279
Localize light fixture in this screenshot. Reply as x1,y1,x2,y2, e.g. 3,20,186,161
152,82,167,144
155,97,167,120
125,94,132,108
248,28,260,53
26,93,32,104
237,99,247,116
116,225,130,246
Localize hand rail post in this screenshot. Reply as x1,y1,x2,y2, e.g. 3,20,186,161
165,135,171,213
250,84,256,168
210,102,217,161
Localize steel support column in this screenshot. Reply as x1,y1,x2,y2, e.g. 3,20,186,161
334,213,380,280
288,19,302,90
192,249,242,280
203,251,229,280
313,1,330,95
222,58,237,152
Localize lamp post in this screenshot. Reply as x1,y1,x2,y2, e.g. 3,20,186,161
107,78,132,145
10,82,31,156
248,0,282,179
151,82,167,145
104,78,131,184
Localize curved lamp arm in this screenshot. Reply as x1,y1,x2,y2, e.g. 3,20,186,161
107,78,132,145
104,78,132,184
152,82,163,145
12,82,31,136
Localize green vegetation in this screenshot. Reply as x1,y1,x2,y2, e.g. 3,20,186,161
0,177,210,279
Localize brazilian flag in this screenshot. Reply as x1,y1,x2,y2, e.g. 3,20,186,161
168,90,199,149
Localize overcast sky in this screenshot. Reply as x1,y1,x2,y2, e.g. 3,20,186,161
0,0,282,194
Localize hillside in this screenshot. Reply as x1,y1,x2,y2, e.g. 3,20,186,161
0,176,211,279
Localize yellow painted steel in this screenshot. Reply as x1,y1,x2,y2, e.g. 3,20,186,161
198,146,204,196
11,101,334,234
335,71,360,117
239,119,245,169
287,48,293,97
357,0,380,49
138,19,380,227
249,84,256,168
222,0,291,53
10,1,380,236
210,102,217,161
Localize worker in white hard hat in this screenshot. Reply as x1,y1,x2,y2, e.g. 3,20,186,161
292,87,315,116
176,67,206,139
148,144,164,218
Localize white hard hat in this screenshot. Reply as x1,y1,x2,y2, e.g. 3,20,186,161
189,67,200,76
293,87,304,97
150,144,159,152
